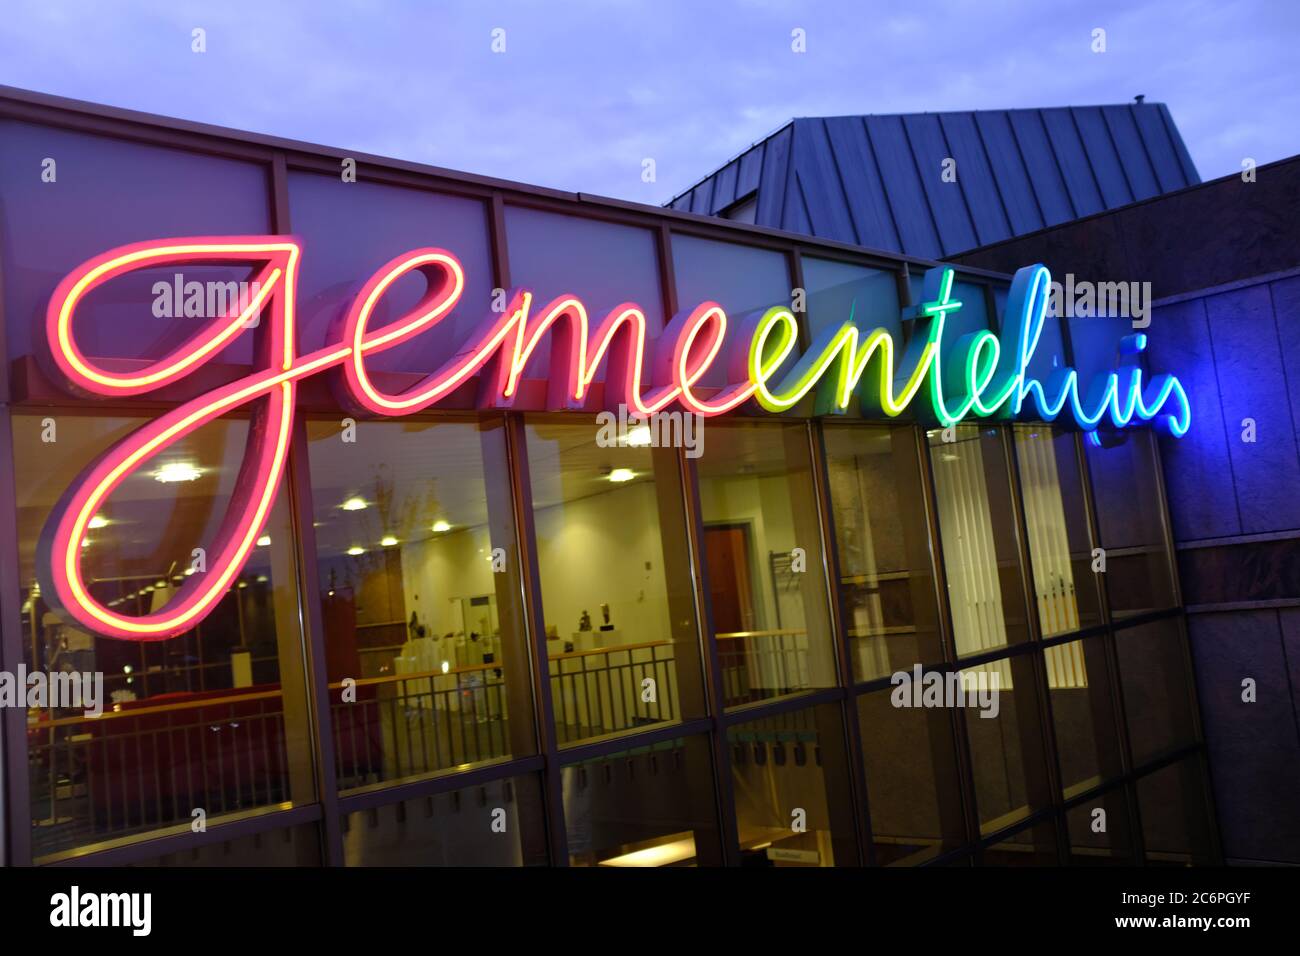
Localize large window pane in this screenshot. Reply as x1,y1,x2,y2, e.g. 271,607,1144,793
288,174,496,375
857,685,966,864
1013,426,1104,636
341,775,547,866
728,703,857,866
995,285,1069,387
16,414,313,861
804,258,901,338
524,419,704,746
1116,619,1199,765
505,206,664,385
907,276,990,340
134,823,323,867
562,737,721,866
305,417,534,790
1086,430,1178,617
962,655,1052,833
671,234,792,388
980,820,1059,865
928,426,1031,654
697,421,838,707
1048,637,1123,796
1137,759,1217,865
0,121,270,368
825,424,944,679
1066,789,1136,865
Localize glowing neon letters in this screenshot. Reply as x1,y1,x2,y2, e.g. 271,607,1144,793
38,237,1189,641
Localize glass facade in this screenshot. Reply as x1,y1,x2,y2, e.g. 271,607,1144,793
0,113,1214,867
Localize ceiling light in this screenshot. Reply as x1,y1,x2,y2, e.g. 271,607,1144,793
154,461,203,483
341,497,367,512
81,539,91,548
256,535,271,547
256,574,268,583
431,520,451,533
88,515,108,530
599,836,697,867
380,535,398,547
184,567,196,577
608,468,636,483
346,546,365,556
620,424,653,447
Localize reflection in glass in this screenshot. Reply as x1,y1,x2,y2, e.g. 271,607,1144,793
525,420,702,746
963,655,1051,833
135,824,323,867
562,737,720,866
857,686,965,864
15,414,312,860
728,703,855,866
803,257,901,345
505,206,664,383
1066,789,1135,865
1086,430,1177,617
1048,638,1123,796
1116,619,1198,765
288,174,496,373
981,821,1058,865
342,775,546,866
0,120,270,367
306,417,532,790
1137,759,1216,865
825,425,943,679
671,234,792,388
697,422,836,707
1013,426,1103,637
907,277,990,341
928,426,1030,655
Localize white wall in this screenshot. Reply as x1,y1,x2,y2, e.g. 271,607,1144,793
698,473,802,632
395,479,674,649
532,479,672,645
400,524,496,640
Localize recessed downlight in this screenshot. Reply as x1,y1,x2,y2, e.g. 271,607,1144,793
154,461,203,483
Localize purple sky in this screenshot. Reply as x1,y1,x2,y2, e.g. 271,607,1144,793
1,0,1296,204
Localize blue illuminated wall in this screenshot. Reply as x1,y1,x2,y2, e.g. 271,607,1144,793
955,155,1300,865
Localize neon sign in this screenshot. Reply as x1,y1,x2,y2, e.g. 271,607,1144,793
38,237,1190,641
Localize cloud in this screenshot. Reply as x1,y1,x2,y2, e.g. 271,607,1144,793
0,0,1295,202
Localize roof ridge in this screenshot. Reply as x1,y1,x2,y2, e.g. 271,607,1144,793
663,118,795,206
